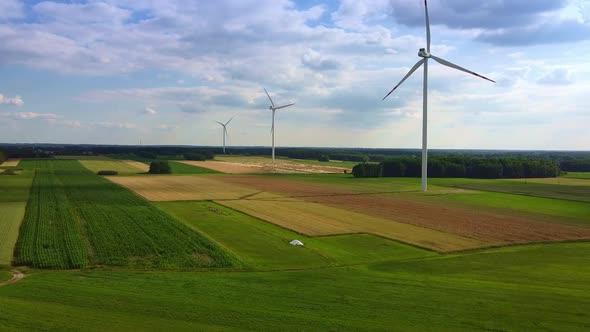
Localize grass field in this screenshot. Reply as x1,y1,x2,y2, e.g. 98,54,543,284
0,270,11,282
0,242,588,331
14,160,239,269
109,175,258,201
0,167,33,266
157,201,436,269
79,160,146,174
562,171,590,179
0,203,27,266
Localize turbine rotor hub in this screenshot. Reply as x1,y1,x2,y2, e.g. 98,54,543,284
418,48,431,58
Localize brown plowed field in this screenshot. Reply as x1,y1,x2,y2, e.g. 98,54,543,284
178,159,350,174
221,176,590,246
178,161,267,174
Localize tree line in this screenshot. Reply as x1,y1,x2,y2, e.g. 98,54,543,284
0,150,6,164
560,159,590,172
353,156,560,179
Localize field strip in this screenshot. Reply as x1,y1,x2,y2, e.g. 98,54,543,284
79,160,146,174
504,178,590,186
1,159,21,167
216,198,488,252
220,175,590,245
123,160,149,172
0,271,24,286
0,202,27,266
108,175,260,201
177,160,266,174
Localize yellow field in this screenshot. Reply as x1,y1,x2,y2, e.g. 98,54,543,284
217,196,487,252
184,156,351,174
0,159,21,167
0,202,26,266
79,160,146,174
123,160,150,172
108,175,259,201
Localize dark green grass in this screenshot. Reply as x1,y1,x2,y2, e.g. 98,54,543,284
168,161,219,174
563,172,590,179
430,177,590,202
0,270,11,282
0,242,588,331
157,201,432,270
0,169,33,203
54,155,113,160
14,160,239,269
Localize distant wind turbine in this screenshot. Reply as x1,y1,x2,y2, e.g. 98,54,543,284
382,0,495,192
264,88,294,161
215,116,234,154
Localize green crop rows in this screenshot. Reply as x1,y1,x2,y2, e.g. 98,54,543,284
14,160,238,269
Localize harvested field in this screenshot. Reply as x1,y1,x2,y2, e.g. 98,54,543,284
220,176,590,246
79,160,146,174
123,160,150,172
217,197,486,252
108,175,259,201
178,161,267,174
179,157,351,174
1,159,20,167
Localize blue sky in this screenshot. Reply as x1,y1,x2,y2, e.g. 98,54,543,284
0,0,589,150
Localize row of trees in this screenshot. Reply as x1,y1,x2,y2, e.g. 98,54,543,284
0,150,6,164
354,157,560,179
560,159,590,172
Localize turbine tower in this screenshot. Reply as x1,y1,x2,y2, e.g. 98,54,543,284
215,116,234,154
264,88,294,161
382,0,495,192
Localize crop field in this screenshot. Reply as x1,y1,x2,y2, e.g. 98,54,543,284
562,171,590,179
184,155,351,174
79,159,147,174
108,175,258,201
2,157,589,331
168,161,218,174
13,160,238,269
0,159,20,167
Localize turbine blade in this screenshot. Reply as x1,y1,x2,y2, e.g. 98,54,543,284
382,59,425,101
425,0,431,52
225,115,235,126
215,121,224,126
264,88,275,108
275,103,294,110
431,55,496,83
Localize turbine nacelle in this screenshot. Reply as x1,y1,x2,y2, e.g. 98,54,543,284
418,48,431,58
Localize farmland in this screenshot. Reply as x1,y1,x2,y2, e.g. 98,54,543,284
13,160,238,269
0,155,589,330
79,159,147,174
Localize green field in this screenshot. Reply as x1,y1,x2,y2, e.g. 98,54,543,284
157,201,434,269
0,270,11,282
14,160,239,269
79,160,146,174
0,242,588,331
562,171,590,179
2,157,590,330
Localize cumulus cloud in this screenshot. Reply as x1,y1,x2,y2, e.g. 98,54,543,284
538,68,574,85
301,49,341,71
0,94,24,106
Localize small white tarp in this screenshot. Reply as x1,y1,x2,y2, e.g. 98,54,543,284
290,240,304,246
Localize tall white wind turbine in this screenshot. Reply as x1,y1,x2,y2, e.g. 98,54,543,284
264,88,294,161
215,116,234,154
382,0,495,192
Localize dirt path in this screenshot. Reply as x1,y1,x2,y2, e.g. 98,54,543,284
0,271,24,286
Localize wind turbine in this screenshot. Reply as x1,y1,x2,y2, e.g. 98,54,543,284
264,88,294,161
215,116,234,154
382,0,495,192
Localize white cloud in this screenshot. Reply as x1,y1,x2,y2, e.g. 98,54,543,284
141,107,157,115
0,0,24,20
0,112,59,120
538,68,574,85
0,94,24,106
